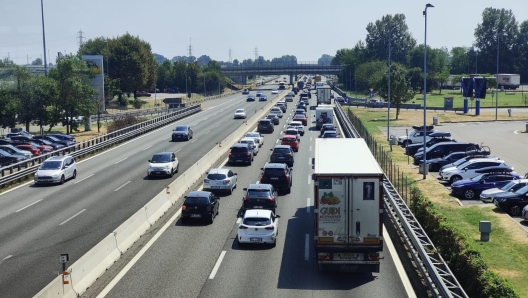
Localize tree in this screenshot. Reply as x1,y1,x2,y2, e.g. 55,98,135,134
156,60,173,91
365,14,416,66
31,58,43,65
197,55,212,66
0,83,18,128
31,75,58,132
434,70,450,94
517,20,528,84
12,66,35,132
318,54,333,65
450,47,470,74
376,64,415,119
355,61,387,94
153,53,167,64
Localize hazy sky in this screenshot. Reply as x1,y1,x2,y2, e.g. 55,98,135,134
1,0,527,65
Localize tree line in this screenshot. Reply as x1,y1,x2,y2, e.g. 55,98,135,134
332,7,528,119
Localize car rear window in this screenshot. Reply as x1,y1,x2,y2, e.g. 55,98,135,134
207,173,226,180
231,147,248,153
185,197,209,205
243,217,271,226
283,138,296,142
175,126,188,131
285,130,298,135
259,120,271,124
247,189,271,197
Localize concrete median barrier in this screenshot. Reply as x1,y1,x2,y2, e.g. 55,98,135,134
114,208,151,253
144,192,172,225
33,275,66,298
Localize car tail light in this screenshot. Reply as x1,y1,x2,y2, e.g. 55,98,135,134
265,226,274,230
182,205,187,210
204,179,210,183
284,170,290,181
318,253,330,261
246,153,251,156
243,197,248,201
223,179,230,185
206,206,212,211
268,197,275,202
239,225,248,230
229,152,233,156
367,253,379,261
287,154,292,157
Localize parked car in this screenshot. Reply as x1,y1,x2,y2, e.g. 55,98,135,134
413,142,481,166
281,135,299,152
31,138,64,150
240,138,259,156
522,204,528,221
181,191,219,223
257,119,274,133
34,155,77,185
397,126,437,146
172,125,193,141
424,151,475,172
0,144,32,159
48,133,76,145
292,114,307,126
266,114,280,125
259,163,293,193
0,149,25,167
406,132,455,157
23,141,53,153
269,145,294,167
494,185,528,216
203,168,237,195
237,209,280,247
0,138,14,146
9,135,34,144
147,152,179,178
14,144,41,156
450,168,520,199
242,184,278,213
244,132,264,147
480,179,528,203
438,151,494,172
246,94,256,101
33,135,70,147
228,143,254,165
439,160,508,184
234,108,247,119
136,91,151,97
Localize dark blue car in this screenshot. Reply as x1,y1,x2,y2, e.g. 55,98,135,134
494,185,528,216
450,169,520,200
423,151,468,172
49,133,76,146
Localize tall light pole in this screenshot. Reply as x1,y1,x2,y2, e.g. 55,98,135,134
423,3,434,180
387,27,392,141
496,31,500,121
40,0,48,76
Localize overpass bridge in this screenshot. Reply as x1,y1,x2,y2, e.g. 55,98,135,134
221,63,341,84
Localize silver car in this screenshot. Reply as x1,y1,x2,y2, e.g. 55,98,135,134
0,144,32,159
203,168,237,194
480,179,528,203
288,121,305,136
244,132,264,147
34,155,77,185
240,138,259,156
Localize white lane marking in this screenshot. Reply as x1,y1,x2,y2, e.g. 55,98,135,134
114,157,127,164
163,138,169,141
310,136,312,141
309,145,312,152
191,139,198,143
205,130,210,134
308,157,311,165
384,225,417,298
175,149,182,153
209,250,227,280
142,145,153,150
308,175,311,185
0,255,13,266
304,234,310,260
96,208,183,298
114,181,131,191
74,173,94,184
306,198,311,213
16,199,42,212
59,209,86,226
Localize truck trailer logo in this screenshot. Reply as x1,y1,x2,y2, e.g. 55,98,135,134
320,191,340,205
319,207,341,220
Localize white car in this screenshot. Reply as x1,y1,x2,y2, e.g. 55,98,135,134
34,155,77,185
271,89,278,94
234,108,247,119
480,179,528,203
244,132,264,147
147,152,179,178
270,107,283,118
240,138,259,156
439,158,507,184
288,121,305,136
203,168,237,195
237,209,280,246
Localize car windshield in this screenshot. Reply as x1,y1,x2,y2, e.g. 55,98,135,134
246,133,259,138
243,217,271,226
514,185,528,195
273,148,290,153
151,154,171,163
294,115,304,119
185,197,209,205
247,189,271,197
453,158,469,166
174,126,188,131
40,161,62,170
500,181,517,190
235,109,245,113
207,173,226,180
285,130,297,135
470,174,485,181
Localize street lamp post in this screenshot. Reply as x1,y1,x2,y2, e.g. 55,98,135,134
423,3,434,180
496,32,500,121
387,28,392,141
40,0,48,76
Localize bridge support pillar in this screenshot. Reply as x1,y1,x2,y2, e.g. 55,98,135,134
289,73,293,85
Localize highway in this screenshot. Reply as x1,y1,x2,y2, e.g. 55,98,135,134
0,86,282,297
89,85,416,298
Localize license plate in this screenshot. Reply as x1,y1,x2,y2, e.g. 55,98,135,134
236,160,242,162
155,172,160,174
191,214,201,218
254,206,263,209
278,157,284,159
335,253,360,260
270,177,278,180
250,237,262,242
211,186,220,189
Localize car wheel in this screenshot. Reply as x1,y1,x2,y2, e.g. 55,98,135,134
176,165,179,173
227,187,233,195
60,175,65,185
463,188,475,199
209,213,215,224
72,170,77,179
286,187,291,194
509,204,522,216
170,169,174,178
450,176,462,184
271,240,276,248
248,159,252,166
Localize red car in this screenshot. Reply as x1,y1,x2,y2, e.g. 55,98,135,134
15,144,41,156
292,114,308,126
135,91,151,97
28,142,53,153
281,135,299,152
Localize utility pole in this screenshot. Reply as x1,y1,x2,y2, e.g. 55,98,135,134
40,0,48,76
188,38,193,62
254,46,259,61
77,29,85,46
228,48,232,63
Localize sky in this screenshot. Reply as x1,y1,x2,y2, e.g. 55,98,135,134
1,0,527,66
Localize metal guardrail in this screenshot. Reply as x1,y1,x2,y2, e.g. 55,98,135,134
334,102,468,298
0,106,202,187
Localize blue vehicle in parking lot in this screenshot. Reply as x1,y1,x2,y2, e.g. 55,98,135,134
450,167,520,199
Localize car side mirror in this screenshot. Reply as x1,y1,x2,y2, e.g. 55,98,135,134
243,188,247,191
148,160,151,162
270,149,273,151
480,180,485,184
234,173,237,176
275,215,281,218
279,138,282,141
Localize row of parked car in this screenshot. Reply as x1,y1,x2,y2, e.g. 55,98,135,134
397,125,528,218
0,130,77,167
180,86,313,246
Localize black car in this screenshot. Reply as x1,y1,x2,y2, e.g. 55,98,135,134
320,123,336,135
33,135,70,147
259,163,293,193
242,184,278,213
266,114,280,125
9,135,33,143
247,94,256,101
0,149,25,167
424,151,469,172
258,119,274,133
296,103,307,112
172,125,193,141
228,143,254,165
269,145,294,167
414,142,481,166
181,191,219,224
0,138,14,146
275,103,287,112
494,185,528,216
438,151,492,172
49,133,76,145
406,132,456,157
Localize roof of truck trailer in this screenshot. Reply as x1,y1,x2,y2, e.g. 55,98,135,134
314,138,383,175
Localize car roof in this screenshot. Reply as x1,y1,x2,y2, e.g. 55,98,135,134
429,132,451,137
45,155,71,161
232,143,249,148
274,145,291,149
208,168,230,174
153,152,173,155
282,135,297,139
289,121,302,125
475,166,514,174
244,209,272,218
247,183,273,190
259,119,271,122
187,191,212,197
240,138,254,142
263,163,288,169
